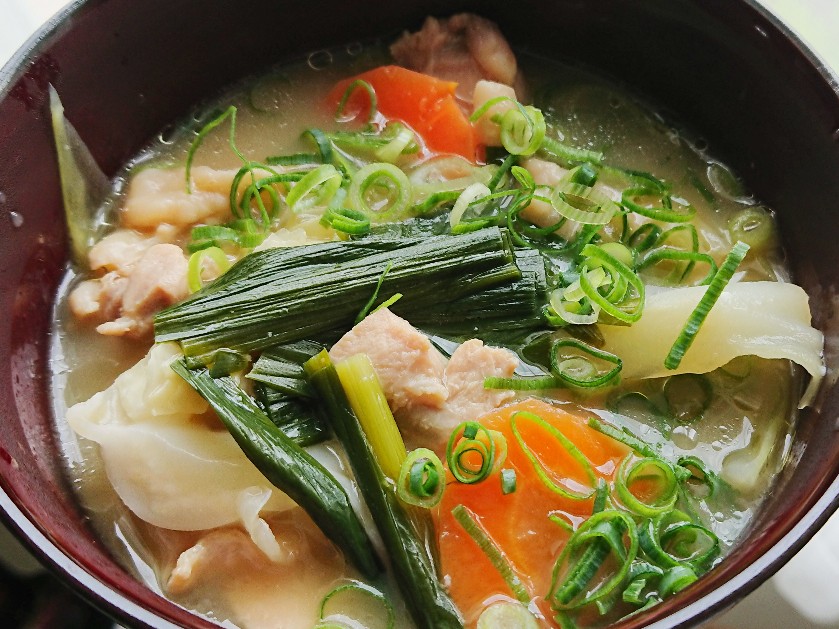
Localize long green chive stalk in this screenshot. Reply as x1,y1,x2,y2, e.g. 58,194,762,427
170,359,380,579
334,354,407,481
247,341,330,446
155,226,546,362
304,351,463,629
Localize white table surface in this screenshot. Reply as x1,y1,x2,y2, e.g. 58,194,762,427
1,0,839,627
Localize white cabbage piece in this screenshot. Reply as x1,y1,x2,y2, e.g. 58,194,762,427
600,281,825,407
66,343,295,543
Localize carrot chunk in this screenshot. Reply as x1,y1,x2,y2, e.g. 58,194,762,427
328,65,478,160
434,398,629,626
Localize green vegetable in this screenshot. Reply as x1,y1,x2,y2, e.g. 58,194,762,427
664,241,750,369
155,226,545,363
335,354,407,481
548,510,638,610
511,410,596,500
452,504,531,605
622,187,696,223
446,421,504,485
728,206,777,252
170,359,380,579
187,247,230,293
247,340,330,446
500,468,517,495
550,338,622,389
49,86,111,265
335,79,378,124
317,580,394,629
539,135,605,166
477,602,539,629
397,448,445,508
349,162,412,222
614,456,679,517
304,351,463,629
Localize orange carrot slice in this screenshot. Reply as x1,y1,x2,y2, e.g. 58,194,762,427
434,398,629,626
328,65,478,160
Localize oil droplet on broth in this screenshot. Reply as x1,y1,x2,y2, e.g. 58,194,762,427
308,50,333,71
9,211,23,228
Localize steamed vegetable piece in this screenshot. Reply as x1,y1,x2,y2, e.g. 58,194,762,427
436,399,629,622
598,281,824,406
328,65,477,159
437,399,723,626
247,340,330,446
155,225,546,361
170,359,381,579
304,350,464,629
49,86,111,265
335,354,407,481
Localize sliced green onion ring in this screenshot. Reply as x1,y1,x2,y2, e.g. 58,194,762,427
551,181,620,226
375,123,416,163
659,565,698,598
318,580,395,629
285,164,342,212
450,182,491,229
626,223,662,253
500,468,517,495
187,246,230,293
622,187,696,223
548,510,639,610
499,104,546,156
335,79,378,125
547,296,601,326
510,411,597,500
397,448,445,508
349,162,412,222
677,455,718,497
322,206,371,235
549,338,622,389
638,510,721,572
614,456,678,518
637,248,717,286
728,206,777,252
477,601,539,629
446,421,504,484
579,243,645,324
471,97,546,157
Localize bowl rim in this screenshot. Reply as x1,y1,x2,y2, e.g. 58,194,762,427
1,0,839,627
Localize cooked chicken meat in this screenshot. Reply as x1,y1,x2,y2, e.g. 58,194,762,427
330,308,518,448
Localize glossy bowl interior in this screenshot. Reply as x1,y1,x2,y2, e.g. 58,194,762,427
2,0,839,627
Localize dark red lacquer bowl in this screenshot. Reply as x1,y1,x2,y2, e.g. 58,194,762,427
1,1,838,627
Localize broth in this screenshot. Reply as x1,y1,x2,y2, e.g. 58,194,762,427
49,26,817,629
